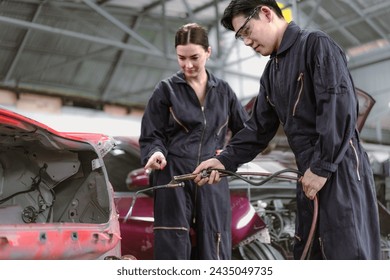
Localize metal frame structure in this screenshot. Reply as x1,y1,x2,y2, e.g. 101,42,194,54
0,0,389,141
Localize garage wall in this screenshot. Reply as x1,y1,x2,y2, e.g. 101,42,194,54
350,59,390,144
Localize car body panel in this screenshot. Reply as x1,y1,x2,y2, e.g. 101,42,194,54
0,106,121,259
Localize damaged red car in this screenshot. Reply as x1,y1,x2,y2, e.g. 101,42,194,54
0,107,121,259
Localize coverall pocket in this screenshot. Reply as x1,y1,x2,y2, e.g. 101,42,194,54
169,107,189,133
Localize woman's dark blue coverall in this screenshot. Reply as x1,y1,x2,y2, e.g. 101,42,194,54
139,70,249,259
217,22,381,259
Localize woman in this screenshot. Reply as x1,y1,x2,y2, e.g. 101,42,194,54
139,23,249,260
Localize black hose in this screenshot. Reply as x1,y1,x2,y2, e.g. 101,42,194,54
211,168,303,185
123,182,184,222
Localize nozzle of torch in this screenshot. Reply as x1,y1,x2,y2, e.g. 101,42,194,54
165,182,185,188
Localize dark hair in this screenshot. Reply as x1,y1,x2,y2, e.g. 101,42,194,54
175,23,209,51
221,0,284,31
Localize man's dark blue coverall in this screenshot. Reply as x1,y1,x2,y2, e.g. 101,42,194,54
217,22,381,260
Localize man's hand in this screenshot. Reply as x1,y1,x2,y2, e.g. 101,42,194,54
300,168,327,200
145,151,167,170
193,158,225,186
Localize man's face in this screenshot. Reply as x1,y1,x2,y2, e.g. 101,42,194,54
232,9,278,56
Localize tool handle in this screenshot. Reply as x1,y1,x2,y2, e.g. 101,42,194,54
172,173,197,182
173,169,225,182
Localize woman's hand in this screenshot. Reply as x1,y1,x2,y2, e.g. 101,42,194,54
145,151,167,170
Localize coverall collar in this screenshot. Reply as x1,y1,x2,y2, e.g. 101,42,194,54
271,21,301,58
172,70,217,89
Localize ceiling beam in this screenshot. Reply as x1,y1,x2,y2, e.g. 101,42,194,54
82,0,162,54
0,15,162,56
341,0,389,42
4,1,46,83
300,0,360,46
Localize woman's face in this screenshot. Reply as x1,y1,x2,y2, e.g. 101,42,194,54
176,43,210,79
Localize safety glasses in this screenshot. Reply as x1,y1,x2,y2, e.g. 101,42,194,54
235,6,261,41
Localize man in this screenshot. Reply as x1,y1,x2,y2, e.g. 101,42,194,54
193,0,381,259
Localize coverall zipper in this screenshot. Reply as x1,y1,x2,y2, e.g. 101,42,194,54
266,95,283,125
192,106,207,226
216,117,229,136
349,139,361,181
266,95,275,107
197,106,207,165
153,226,188,231
216,232,221,260
293,73,304,116
319,237,328,260
275,56,279,70
194,86,211,225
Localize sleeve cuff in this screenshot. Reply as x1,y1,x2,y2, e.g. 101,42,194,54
310,160,337,178
216,154,238,172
